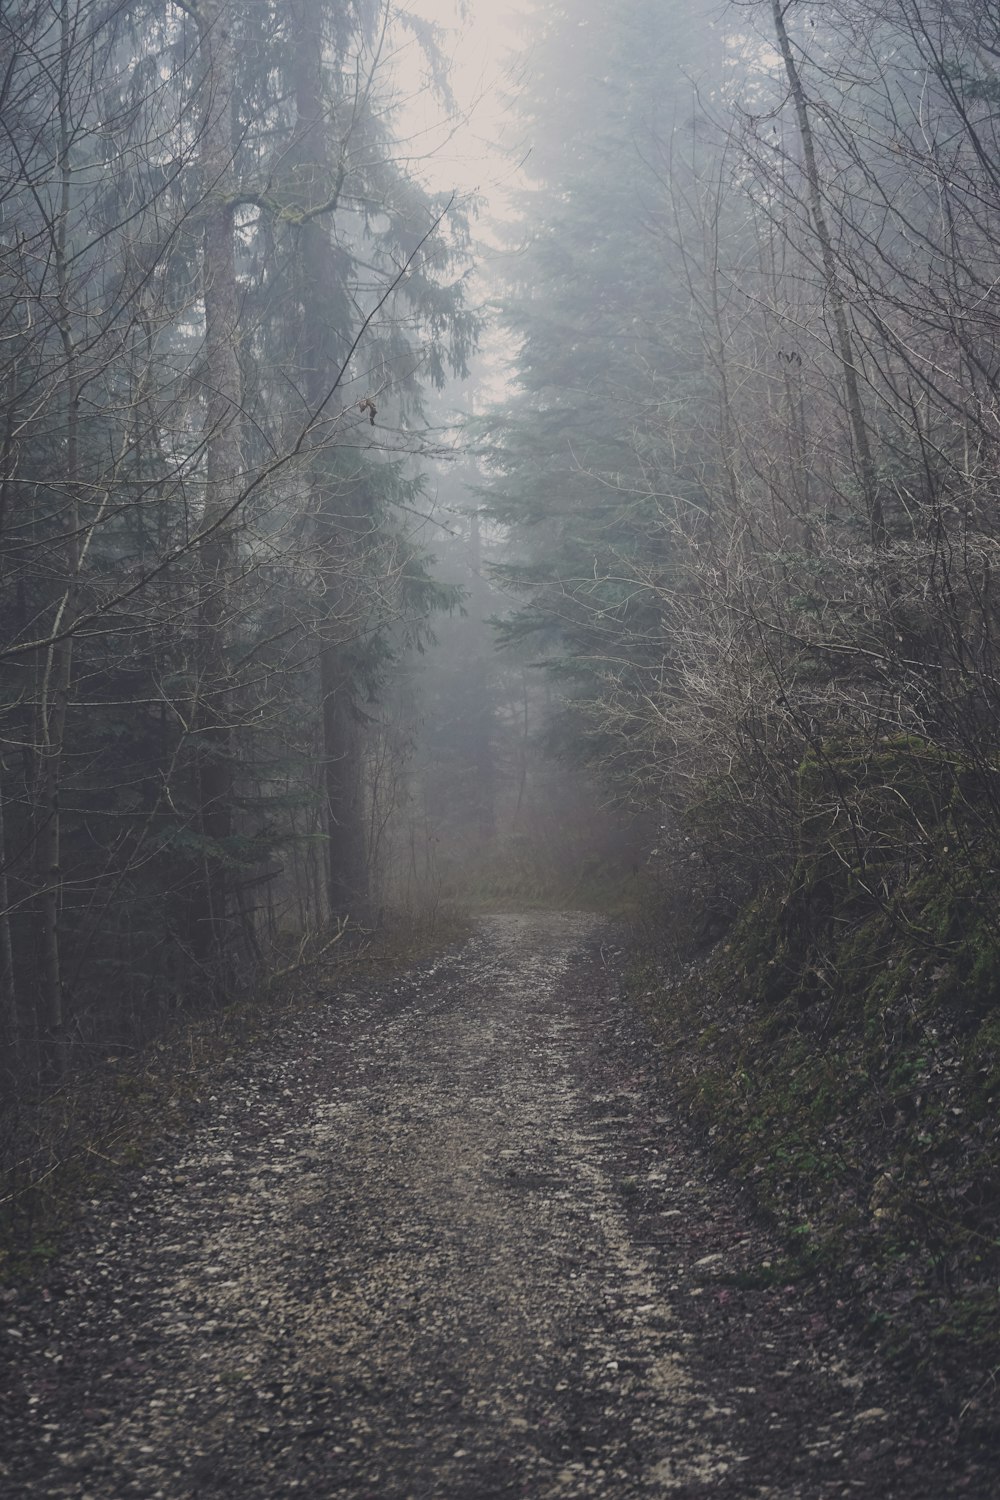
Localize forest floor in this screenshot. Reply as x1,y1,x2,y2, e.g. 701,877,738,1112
0,912,996,1498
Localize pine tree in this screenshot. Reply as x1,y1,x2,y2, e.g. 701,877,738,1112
231,0,476,922
480,0,725,803
0,0,477,1074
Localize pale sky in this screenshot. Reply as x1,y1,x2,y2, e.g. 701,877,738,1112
389,0,533,415
392,0,529,213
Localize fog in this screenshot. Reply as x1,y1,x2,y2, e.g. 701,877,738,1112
6,2,1000,1474
4,0,1000,1097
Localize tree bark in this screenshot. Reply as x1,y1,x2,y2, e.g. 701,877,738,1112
468,513,497,842
36,0,81,1078
191,0,242,974
0,770,17,1063
290,0,370,922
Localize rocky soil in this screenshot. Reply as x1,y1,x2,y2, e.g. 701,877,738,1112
0,912,996,1498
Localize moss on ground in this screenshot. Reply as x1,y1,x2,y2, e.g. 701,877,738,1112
631,737,1000,1422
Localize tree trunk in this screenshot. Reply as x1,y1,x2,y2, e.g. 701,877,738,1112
468,513,497,843
191,0,242,976
290,0,370,922
0,770,17,1063
320,651,368,916
36,0,82,1078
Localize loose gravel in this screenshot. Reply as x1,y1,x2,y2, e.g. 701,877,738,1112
0,912,995,1497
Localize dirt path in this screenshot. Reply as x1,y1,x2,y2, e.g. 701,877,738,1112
0,913,994,1498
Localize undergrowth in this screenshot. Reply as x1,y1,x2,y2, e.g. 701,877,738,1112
440,846,651,917
629,738,1000,1433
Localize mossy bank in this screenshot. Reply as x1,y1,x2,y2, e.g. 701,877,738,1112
631,744,1000,1433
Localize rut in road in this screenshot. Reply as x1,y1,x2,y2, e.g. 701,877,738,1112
0,912,993,1498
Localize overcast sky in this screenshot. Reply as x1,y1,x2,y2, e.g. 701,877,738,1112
394,0,528,212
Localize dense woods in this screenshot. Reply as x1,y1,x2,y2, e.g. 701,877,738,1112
480,0,1000,1388
4,0,1000,1407
0,0,478,1082
486,0,1000,946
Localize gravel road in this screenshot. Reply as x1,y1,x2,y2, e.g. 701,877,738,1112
0,912,994,1498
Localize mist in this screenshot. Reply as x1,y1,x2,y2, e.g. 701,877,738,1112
3,0,1000,1483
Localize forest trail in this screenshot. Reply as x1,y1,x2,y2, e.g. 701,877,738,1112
0,913,992,1498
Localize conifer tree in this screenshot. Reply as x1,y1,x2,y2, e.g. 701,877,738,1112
480,0,724,800
0,0,476,1075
